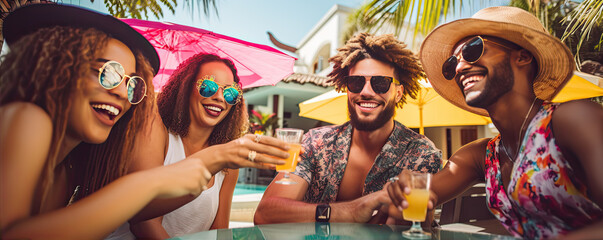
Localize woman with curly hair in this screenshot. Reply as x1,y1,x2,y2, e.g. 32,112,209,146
0,4,215,239
117,52,290,239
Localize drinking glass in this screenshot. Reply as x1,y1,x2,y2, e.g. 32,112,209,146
274,128,304,185
402,172,432,239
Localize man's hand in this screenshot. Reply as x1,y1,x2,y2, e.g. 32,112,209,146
386,170,438,221
343,189,392,223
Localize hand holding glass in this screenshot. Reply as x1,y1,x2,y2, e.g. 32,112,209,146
402,172,432,239
274,128,303,185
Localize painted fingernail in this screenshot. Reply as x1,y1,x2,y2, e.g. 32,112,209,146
404,187,411,194
398,206,404,212
278,160,286,165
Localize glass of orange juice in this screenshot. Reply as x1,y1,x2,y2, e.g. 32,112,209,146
274,128,304,185
402,171,432,239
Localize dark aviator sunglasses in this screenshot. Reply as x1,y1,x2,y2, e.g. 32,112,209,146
442,36,515,80
345,75,400,94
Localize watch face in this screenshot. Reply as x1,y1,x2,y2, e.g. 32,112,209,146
316,204,331,222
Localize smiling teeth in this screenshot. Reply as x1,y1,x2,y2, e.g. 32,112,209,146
205,106,222,112
91,104,120,116
359,102,378,108
463,75,482,86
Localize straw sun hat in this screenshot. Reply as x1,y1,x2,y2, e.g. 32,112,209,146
3,3,160,74
420,6,574,116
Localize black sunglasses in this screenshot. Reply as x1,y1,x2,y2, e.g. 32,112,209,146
344,75,399,94
442,36,515,80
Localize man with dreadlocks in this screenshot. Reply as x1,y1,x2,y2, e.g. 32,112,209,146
255,33,441,224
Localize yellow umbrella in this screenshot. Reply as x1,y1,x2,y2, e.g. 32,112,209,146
552,71,603,102
300,72,602,134
299,81,491,134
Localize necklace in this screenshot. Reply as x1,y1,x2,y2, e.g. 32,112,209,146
501,98,538,162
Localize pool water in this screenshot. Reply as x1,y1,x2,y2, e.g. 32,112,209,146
233,183,267,195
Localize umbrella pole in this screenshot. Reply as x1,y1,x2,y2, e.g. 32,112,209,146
419,106,424,135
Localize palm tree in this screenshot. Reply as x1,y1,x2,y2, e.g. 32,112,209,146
510,0,602,66
346,0,601,66
343,0,503,46
1,0,218,50
1,0,217,18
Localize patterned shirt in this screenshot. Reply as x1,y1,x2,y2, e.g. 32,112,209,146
485,102,603,239
293,121,442,203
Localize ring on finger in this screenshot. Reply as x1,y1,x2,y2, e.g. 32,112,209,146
388,176,399,183
254,134,262,143
248,150,257,162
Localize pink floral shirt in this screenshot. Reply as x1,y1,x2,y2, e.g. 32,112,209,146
485,102,602,239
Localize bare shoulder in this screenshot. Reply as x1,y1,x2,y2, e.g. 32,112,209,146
1,102,52,140
552,100,602,146
129,111,169,172
1,102,53,162
553,100,602,125
552,100,603,163
1,102,51,124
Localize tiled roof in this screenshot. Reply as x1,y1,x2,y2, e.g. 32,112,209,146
281,73,332,87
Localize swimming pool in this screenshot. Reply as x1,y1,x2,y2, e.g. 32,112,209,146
233,183,267,195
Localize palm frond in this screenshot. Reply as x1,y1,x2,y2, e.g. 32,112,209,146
561,0,603,66
343,0,499,47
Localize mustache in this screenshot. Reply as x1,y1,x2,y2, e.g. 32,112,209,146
353,95,385,105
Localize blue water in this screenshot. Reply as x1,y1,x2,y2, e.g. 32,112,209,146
233,183,267,195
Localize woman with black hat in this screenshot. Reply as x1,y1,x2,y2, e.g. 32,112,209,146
0,4,215,239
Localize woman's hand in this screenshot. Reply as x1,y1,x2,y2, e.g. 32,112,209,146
151,157,213,198
190,134,291,174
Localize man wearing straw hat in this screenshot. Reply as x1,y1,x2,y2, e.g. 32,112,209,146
387,6,603,239
255,33,441,225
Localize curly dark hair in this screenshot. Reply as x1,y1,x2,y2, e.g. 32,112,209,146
328,33,424,108
157,53,248,146
0,26,155,213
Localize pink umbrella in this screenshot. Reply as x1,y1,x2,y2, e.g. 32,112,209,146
121,19,296,91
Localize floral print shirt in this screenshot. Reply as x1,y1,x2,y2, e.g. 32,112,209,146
485,102,603,239
293,121,442,203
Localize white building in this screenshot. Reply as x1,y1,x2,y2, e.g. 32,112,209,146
242,4,499,184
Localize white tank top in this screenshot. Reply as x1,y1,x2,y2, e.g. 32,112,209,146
161,133,224,237
104,133,225,240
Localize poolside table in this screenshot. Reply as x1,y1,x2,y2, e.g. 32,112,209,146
168,222,519,239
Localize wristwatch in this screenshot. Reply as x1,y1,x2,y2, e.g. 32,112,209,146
315,203,331,222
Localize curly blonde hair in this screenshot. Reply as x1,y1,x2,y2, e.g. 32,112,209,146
328,33,424,108
0,26,155,212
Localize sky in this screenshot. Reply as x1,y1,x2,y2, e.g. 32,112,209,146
65,0,366,51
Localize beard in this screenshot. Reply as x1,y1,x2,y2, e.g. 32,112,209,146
460,55,514,109
348,97,396,131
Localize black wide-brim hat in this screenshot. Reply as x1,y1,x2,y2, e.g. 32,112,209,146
3,3,160,74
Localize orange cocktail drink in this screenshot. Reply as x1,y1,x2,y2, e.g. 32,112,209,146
402,189,430,221
276,143,301,172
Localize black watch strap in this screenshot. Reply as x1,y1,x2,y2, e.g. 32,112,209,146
315,203,331,222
